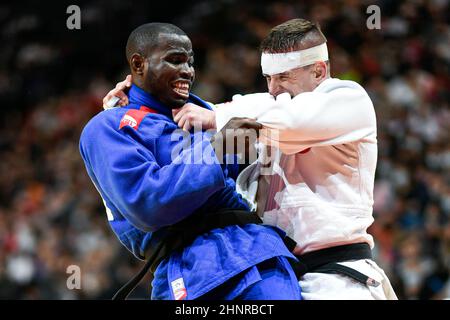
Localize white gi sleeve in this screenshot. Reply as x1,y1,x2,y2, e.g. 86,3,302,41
214,93,275,130
215,79,377,155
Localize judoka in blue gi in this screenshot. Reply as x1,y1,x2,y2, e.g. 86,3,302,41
79,23,301,300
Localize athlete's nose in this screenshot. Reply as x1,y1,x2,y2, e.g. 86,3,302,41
267,78,281,96
180,63,194,81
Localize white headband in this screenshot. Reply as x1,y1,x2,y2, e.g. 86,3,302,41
261,42,328,76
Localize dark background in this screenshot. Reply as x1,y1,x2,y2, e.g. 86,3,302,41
0,0,449,299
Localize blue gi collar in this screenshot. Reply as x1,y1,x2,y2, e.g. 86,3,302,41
127,84,212,119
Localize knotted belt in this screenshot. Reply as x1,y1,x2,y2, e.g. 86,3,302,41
113,209,378,300
288,242,380,287
112,209,263,300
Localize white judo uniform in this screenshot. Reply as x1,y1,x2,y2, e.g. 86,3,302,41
214,77,398,300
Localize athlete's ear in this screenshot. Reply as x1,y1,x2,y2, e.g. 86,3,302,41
130,53,145,75
313,61,327,82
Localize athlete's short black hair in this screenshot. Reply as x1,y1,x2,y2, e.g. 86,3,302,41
126,22,186,61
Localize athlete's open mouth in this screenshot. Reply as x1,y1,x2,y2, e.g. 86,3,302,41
172,81,190,99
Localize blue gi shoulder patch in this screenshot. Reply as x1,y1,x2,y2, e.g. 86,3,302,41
119,106,157,130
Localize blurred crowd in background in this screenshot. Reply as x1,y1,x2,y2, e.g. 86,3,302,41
0,0,449,299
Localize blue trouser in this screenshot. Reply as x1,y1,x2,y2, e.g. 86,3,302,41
197,256,302,300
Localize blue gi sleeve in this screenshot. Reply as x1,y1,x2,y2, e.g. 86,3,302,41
80,115,226,232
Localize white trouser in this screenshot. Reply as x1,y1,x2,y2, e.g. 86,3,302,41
299,259,398,300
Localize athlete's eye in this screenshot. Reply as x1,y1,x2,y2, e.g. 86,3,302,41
167,56,185,64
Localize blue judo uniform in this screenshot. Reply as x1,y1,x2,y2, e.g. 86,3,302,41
79,85,301,300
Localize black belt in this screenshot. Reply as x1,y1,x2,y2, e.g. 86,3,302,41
113,213,378,299
289,242,380,287
112,209,263,300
